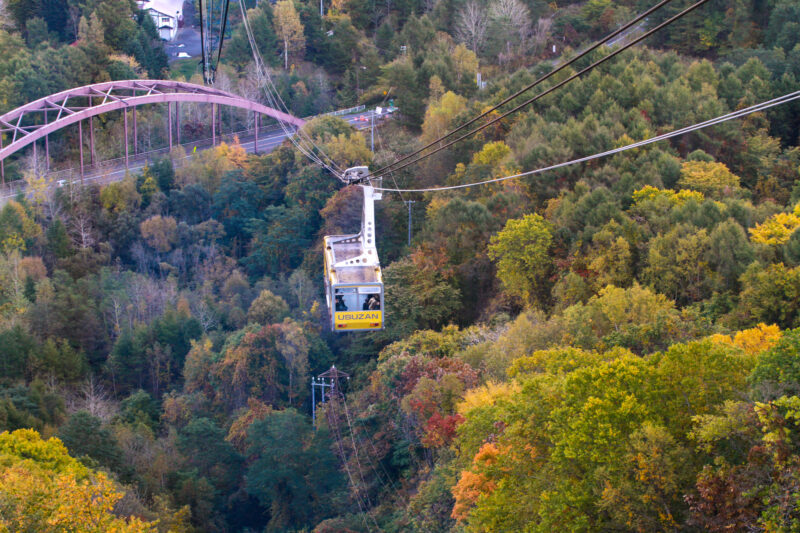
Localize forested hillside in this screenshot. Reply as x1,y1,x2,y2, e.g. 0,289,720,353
2,0,800,531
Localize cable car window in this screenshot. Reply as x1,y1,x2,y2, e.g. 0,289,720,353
362,294,380,310
334,291,359,312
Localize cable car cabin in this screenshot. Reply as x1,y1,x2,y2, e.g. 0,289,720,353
324,168,384,332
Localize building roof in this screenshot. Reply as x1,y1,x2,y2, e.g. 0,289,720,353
140,0,183,18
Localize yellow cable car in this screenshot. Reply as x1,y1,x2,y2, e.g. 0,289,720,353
324,167,384,332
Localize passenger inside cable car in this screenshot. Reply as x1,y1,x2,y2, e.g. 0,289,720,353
335,295,347,311
364,295,380,310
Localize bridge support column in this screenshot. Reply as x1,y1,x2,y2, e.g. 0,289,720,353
78,120,85,181
133,106,137,155
176,102,181,146
168,102,173,151
124,109,129,170
44,109,49,171
1,133,4,187
254,113,259,154
212,103,216,146
89,95,95,166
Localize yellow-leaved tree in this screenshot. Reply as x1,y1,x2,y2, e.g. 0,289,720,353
678,160,741,197
421,91,468,145
273,0,305,70
0,429,157,532
487,213,553,308
709,323,782,355
749,204,800,245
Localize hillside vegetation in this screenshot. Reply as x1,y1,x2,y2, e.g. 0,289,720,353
2,0,800,531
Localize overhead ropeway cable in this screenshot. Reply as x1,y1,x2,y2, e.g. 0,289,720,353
237,0,345,179
373,91,800,193
364,0,712,180
366,0,676,178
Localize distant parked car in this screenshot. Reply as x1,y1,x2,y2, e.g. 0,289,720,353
57,179,68,187
177,52,191,58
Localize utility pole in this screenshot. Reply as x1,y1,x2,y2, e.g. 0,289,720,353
404,200,415,246
311,365,350,426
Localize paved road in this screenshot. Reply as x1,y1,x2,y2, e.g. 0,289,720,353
165,1,201,62
1,110,384,202
605,20,647,48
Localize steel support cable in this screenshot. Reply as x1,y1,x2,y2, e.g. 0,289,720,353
237,0,320,160
239,8,333,173
374,124,407,204
237,2,322,163
237,1,343,175
237,1,344,177
340,399,374,504
365,0,712,180
328,398,380,532
374,91,800,193
215,0,231,76
343,396,402,494
342,396,397,494
199,0,208,83
367,0,676,178
328,399,372,529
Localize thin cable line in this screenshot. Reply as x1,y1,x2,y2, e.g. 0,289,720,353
373,119,406,203
367,0,676,177
237,1,330,169
366,0,712,179
375,91,800,193
199,0,208,83
215,0,231,75
328,397,381,532
344,396,401,494
238,0,345,177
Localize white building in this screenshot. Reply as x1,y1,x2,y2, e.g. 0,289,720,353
138,0,184,41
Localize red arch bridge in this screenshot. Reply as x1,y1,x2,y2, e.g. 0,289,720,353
0,79,306,184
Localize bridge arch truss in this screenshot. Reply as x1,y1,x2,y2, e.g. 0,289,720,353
0,79,306,179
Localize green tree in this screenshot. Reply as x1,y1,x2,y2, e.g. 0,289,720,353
749,328,800,401
247,289,290,325
739,262,800,329
487,213,553,307
246,409,343,531
643,224,713,304
57,410,126,475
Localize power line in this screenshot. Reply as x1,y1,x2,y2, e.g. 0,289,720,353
374,91,800,193
366,0,712,179
367,0,676,178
